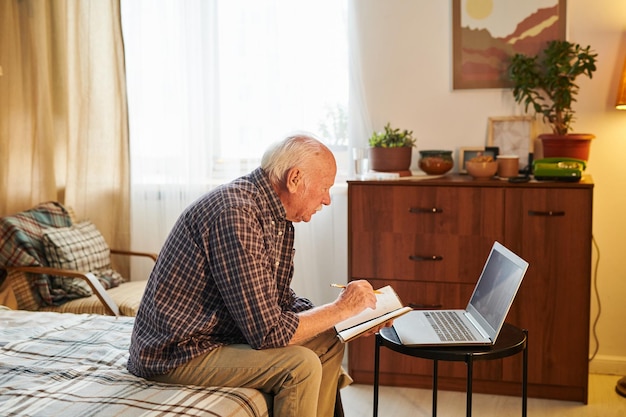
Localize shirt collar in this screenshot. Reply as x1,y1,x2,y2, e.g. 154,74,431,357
250,167,287,222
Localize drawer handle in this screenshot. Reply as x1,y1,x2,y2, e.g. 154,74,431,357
409,207,443,214
408,303,443,310
528,210,565,217
409,255,443,262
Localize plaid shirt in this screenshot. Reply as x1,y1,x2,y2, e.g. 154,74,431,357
128,168,314,378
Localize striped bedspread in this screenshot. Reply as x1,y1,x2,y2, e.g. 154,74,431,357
0,309,271,417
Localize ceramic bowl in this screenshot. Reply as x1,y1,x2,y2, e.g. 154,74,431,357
418,150,454,175
465,160,497,179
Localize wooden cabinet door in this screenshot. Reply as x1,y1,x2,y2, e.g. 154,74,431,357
504,187,593,401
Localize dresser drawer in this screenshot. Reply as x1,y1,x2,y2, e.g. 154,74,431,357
349,184,504,283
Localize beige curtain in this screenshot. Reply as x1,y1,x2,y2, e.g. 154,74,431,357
0,0,130,271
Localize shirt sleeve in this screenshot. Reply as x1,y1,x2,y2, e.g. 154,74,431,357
291,289,314,312
206,207,299,349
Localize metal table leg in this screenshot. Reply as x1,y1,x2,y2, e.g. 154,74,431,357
432,359,438,417
466,354,474,417
373,334,381,417
523,329,528,417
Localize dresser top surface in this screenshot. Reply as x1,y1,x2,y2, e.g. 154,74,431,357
347,174,594,189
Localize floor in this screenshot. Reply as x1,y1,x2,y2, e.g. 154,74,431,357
341,373,626,417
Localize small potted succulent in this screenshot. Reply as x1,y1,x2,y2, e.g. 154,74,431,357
508,40,598,160
368,122,416,173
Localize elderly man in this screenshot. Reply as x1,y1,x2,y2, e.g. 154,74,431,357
128,134,387,417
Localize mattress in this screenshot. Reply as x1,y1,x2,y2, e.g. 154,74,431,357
0,309,271,416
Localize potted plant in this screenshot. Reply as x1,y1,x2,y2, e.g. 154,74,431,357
508,40,598,160
368,122,416,174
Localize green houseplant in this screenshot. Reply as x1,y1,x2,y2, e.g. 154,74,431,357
368,123,416,174
508,40,598,160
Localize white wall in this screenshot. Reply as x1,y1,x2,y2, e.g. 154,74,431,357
348,0,626,374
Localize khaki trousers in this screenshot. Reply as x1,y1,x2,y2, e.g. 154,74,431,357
152,329,347,417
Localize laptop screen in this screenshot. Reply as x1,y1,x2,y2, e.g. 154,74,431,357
467,242,528,335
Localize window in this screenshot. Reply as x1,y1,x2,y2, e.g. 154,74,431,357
121,0,349,187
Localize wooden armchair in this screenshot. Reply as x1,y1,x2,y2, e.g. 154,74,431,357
0,202,157,316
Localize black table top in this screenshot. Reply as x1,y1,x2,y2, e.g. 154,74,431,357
378,323,527,362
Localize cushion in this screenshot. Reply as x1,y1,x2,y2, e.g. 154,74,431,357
39,280,147,316
42,221,124,298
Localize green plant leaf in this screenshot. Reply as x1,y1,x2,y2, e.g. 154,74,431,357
368,122,416,148
508,40,598,135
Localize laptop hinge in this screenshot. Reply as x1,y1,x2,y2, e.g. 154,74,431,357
464,312,490,339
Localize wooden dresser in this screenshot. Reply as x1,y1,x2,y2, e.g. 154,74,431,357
347,175,594,403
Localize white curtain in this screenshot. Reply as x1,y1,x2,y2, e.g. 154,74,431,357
121,0,353,305
347,0,373,151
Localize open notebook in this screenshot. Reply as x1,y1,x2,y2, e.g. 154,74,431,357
393,241,528,346
335,285,411,343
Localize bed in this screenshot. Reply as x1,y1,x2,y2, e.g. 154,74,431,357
0,308,271,416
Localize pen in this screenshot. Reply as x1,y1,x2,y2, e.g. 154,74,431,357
331,283,382,294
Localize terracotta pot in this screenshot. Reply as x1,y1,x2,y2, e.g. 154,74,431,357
369,147,412,172
539,133,595,161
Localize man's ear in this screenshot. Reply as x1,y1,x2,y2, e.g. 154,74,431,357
286,167,302,193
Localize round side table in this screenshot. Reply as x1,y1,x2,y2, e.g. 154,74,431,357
373,323,528,417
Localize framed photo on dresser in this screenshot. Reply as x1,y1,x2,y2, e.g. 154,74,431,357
487,116,534,170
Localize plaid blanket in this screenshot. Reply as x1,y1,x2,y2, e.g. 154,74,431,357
0,202,72,306
0,309,271,417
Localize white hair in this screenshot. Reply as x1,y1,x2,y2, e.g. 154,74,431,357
261,133,329,186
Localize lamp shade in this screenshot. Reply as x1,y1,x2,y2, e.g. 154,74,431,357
617,57,626,110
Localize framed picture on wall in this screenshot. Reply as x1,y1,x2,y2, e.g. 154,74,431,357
487,116,534,170
458,147,498,174
452,0,566,89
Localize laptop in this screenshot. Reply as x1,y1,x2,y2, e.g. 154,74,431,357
393,241,528,347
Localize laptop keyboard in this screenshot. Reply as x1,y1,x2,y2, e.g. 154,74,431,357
425,311,475,342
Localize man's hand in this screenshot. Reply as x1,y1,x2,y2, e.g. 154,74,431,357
289,280,379,345
335,280,378,317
